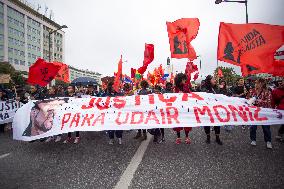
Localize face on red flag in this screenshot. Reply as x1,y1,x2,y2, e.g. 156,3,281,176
167,18,200,60
143,44,154,66
27,58,61,87
53,62,70,83
217,22,284,74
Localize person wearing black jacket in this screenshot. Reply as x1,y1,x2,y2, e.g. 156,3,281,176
103,81,123,145
63,85,80,144
201,75,223,145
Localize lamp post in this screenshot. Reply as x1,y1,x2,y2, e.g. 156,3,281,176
48,25,68,62
215,0,248,23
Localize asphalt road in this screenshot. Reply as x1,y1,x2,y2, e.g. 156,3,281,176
0,126,283,189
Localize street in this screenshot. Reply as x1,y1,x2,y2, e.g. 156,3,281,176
0,126,283,189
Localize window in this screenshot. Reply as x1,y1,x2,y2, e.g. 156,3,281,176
32,45,36,50
0,34,3,41
14,49,19,55
28,62,31,66
14,59,19,64
8,17,13,23
28,53,31,58
37,47,40,52
0,23,3,30
20,60,25,65
28,44,31,49
0,45,3,51
32,54,36,59
20,51,24,56
28,26,31,32
37,39,40,43
8,47,13,53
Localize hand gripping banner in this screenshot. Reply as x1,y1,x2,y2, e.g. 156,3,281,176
12,93,284,141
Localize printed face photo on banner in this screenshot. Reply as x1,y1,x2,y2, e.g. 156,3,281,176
22,99,65,136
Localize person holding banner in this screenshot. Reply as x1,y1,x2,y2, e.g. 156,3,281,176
63,85,80,144
272,79,284,142
202,75,223,145
173,73,192,145
133,80,150,141
102,81,123,145
249,78,272,149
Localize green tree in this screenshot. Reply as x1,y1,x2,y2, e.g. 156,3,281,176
214,66,241,86
0,62,26,88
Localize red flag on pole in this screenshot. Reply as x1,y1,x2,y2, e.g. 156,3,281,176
143,43,154,66
217,22,284,76
27,58,61,87
113,56,123,93
218,68,224,77
166,18,200,60
53,62,70,83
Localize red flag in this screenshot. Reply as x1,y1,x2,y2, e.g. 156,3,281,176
193,72,199,81
217,22,284,76
137,65,147,75
218,68,224,77
167,18,200,60
131,68,136,78
27,58,61,87
143,44,154,66
113,56,123,93
53,62,70,83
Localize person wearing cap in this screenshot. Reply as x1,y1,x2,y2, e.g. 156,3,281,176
201,75,223,145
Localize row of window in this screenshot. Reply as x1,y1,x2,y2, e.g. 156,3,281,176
28,43,40,52
8,57,25,66
8,27,24,38
8,16,24,28
27,34,40,43
8,47,25,57
9,37,25,47
8,7,24,19
28,25,41,35
27,17,40,27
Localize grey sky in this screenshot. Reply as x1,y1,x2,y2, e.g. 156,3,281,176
29,0,284,78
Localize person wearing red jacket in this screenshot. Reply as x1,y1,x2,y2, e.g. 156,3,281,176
272,79,284,141
173,73,192,144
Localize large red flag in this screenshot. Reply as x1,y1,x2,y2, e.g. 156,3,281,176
113,56,123,93
27,58,61,87
53,62,70,83
143,43,154,66
217,22,284,76
167,18,200,60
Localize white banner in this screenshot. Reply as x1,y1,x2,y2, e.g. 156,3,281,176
12,93,284,141
0,100,22,124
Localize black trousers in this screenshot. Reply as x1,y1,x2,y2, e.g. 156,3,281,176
204,126,220,135
279,125,284,135
67,131,79,138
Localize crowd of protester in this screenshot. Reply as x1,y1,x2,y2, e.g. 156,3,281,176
0,74,283,149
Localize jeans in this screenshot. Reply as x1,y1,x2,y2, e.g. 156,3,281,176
250,125,271,142
204,126,220,135
109,130,123,139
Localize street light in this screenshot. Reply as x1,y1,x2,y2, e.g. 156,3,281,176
48,25,68,62
215,0,248,23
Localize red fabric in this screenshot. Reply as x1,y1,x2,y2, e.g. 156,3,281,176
193,72,199,81
173,127,192,132
167,18,200,60
218,68,223,77
131,68,136,78
272,88,284,110
113,56,123,92
217,22,284,76
143,44,154,66
53,62,70,83
137,65,147,75
27,58,61,87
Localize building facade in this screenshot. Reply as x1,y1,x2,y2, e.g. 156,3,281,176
0,0,65,72
69,66,102,85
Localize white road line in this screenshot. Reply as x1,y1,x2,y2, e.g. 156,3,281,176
0,153,10,159
114,135,153,189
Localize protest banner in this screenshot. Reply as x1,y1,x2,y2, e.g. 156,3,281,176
12,93,284,141
0,100,22,124
0,74,11,84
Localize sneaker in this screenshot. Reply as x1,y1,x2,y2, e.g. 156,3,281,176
109,139,114,145
185,137,191,144
74,137,80,144
55,136,62,142
133,132,142,139
266,142,272,149
45,137,53,143
251,141,256,146
118,138,122,145
216,138,223,145
175,138,182,144
63,137,71,144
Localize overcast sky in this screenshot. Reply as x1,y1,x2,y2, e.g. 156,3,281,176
29,0,284,79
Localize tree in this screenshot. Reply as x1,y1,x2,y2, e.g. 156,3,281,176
214,66,241,86
0,62,26,88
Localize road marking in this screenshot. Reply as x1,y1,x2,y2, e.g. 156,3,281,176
0,153,10,159
114,135,153,189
